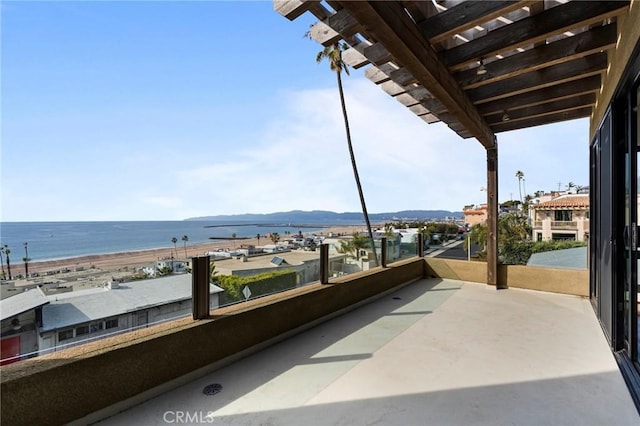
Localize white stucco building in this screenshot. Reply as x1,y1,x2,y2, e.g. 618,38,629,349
0,274,223,363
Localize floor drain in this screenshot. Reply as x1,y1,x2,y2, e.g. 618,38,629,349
203,383,222,395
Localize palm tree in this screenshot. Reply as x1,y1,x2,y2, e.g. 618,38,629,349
523,194,533,215
181,235,189,258
314,41,379,266
256,234,261,245
351,232,370,260
4,247,12,280
515,170,524,206
171,237,178,258
231,233,237,249
270,232,280,244
23,242,30,277
209,261,218,284
0,246,6,280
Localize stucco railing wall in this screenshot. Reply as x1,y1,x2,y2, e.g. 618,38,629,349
1,258,425,426
1,256,590,425
424,258,588,297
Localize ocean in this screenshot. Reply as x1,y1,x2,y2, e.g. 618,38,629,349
0,221,347,262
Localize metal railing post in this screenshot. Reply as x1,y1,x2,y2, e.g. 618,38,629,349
381,237,387,267
418,233,425,257
192,256,211,320
320,244,329,284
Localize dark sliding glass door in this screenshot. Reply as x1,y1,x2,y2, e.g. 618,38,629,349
622,83,640,365
592,111,615,344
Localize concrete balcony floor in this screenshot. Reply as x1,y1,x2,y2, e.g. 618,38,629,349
98,279,639,425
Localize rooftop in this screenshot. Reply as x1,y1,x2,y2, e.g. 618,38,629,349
41,274,223,331
533,194,590,208
527,247,588,270
214,250,325,273
99,278,638,425
0,286,49,321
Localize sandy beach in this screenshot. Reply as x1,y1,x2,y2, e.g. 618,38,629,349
8,225,368,278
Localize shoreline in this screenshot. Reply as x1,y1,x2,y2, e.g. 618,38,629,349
6,225,368,277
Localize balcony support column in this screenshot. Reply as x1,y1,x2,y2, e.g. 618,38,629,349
487,144,504,288
192,256,211,319
380,237,388,267
320,244,329,284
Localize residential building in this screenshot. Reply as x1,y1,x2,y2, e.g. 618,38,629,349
214,250,324,285
323,230,403,273
462,204,487,227
0,274,223,362
0,287,48,365
531,194,590,241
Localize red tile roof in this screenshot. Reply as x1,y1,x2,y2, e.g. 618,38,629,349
534,195,589,208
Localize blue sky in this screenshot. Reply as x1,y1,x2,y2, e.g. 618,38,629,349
1,1,589,222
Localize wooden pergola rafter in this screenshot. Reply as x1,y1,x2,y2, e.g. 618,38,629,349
276,0,627,138
274,0,630,287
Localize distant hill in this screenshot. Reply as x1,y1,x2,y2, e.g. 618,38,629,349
185,210,462,223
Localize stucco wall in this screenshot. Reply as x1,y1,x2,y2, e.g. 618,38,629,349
424,258,588,296
0,256,591,425
590,0,640,137
0,258,424,426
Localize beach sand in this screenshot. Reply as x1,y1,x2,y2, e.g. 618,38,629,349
8,225,367,278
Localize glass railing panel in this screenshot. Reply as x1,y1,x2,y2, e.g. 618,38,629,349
211,246,321,308
0,305,194,366
1,222,352,364
389,232,421,262
323,231,378,279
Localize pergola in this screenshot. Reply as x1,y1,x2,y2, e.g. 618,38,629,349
275,0,630,288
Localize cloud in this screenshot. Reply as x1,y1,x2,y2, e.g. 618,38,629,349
1,76,590,221
162,78,491,218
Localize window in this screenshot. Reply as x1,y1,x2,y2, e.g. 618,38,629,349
554,210,572,221
552,233,576,241
105,319,118,329
75,325,90,336
58,330,74,341
90,322,104,333
537,233,543,242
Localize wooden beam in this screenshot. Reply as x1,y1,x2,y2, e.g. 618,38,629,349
409,94,446,115
476,75,601,115
469,53,608,104
308,21,341,46
442,1,629,70
338,0,495,148
492,107,592,133
342,45,370,69
389,67,418,86
403,0,439,22
486,145,500,288
365,66,391,84
395,93,420,107
363,42,394,66
419,113,440,124
419,1,533,44
454,23,617,89
409,104,430,115
484,93,596,125
380,80,406,96
309,8,360,46
274,0,320,20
